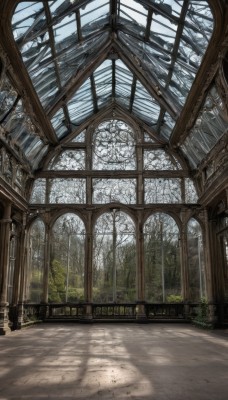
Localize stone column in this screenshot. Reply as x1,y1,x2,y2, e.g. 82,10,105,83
0,203,12,334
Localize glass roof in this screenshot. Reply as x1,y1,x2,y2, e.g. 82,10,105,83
9,0,214,167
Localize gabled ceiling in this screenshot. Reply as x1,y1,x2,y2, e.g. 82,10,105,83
0,0,220,170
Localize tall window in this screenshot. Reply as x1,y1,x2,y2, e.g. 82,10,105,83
28,219,45,302
93,210,136,302
144,213,181,302
50,213,85,302
187,219,205,301
28,119,200,305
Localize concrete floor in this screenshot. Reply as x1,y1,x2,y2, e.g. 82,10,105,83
0,323,228,400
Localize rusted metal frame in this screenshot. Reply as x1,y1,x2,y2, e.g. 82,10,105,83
144,8,153,42
112,39,178,119
90,73,98,113
46,37,113,118
76,9,83,43
129,74,137,113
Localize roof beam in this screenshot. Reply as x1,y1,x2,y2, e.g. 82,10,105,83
112,40,179,119
90,73,98,113
46,37,113,118
129,74,137,113
145,8,153,42
76,9,83,42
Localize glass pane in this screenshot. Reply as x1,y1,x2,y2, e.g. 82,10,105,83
144,213,181,302
50,213,85,302
145,178,182,203
28,219,45,303
67,79,93,125
48,150,85,170
92,119,136,170
51,108,68,139
93,179,136,204
185,178,198,203
49,178,86,203
144,149,181,170
71,130,86,142
133,80,160,125
119,0,147,29
93,210,136,302
187,219,205,301
81,0,109,34
181,86,227,166
30,179,46,203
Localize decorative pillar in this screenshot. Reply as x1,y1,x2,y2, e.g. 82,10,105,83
204,210,217,324
40,217,51,320
180,209,190,318
15,214,27,329
136,211,146,321
84,211,93,320
0,203,12,334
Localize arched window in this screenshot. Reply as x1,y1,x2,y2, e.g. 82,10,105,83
50,213,85,302
93,210,136,302
92,120,136,170
144,213,181,303
28,219,45,303
187,219,205,301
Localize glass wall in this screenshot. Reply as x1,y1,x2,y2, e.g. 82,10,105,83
187,218,205,301
28,219,45,302
50,213,85,302
144,213,181,303
93,210,136,302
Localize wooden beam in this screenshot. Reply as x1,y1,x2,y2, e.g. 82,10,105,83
145,8,153,42
129,74,137,113
90,73,98,113
46,37,113,117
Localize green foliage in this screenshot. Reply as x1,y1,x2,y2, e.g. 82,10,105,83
67,288,84,302
193,297,213,329
167,294,183,303
48,259,66,302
